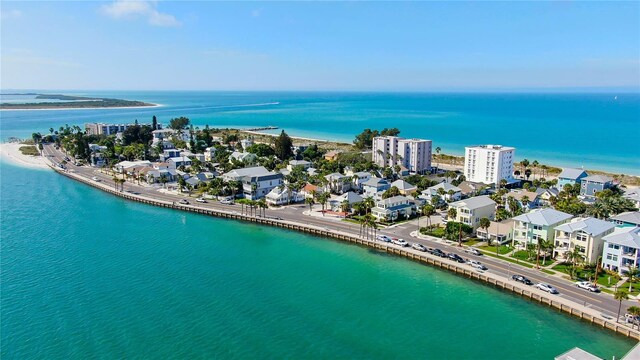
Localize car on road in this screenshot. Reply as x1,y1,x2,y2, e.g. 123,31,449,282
535,283,559,294
220,198,234,205
511,275,533,285
178,199,190,205
447,253,465,263
376,235,391,242
464,248,482,256
431,249,447,258
196,198,207,203
412,243,427,252
91,176,100,181
575,281,600,293
467,260,487,270
392,238,409,247
625,314,640,324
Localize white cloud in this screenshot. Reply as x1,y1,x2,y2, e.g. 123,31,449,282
1,9,22,19
100,1,180,27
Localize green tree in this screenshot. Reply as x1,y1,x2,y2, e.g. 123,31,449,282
305,197,315,214
615,289,629,323
274,130,294,160
169,117,190,132
382,186,401,199
627,266,639,293
421,204,436,230
627,306,640,329
479,217,491,244
447,207,457,221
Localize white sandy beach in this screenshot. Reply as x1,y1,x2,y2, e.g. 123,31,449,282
0,143,50,170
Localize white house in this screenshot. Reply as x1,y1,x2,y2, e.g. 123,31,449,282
287,160,311,171
390,179,418,196
230,151,258,164
167,156,192,169
348,171,372,191
362,177,391,198
422,182,462,202
602,227,640,275
324,173,352,194
371,195,416,222
204,147,217,162
223,166,284,200
265,186,302,206
448,195,496,230
329,191,363,212
553,217,616,264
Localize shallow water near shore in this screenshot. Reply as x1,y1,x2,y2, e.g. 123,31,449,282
1,160,635,358
1,91,639,174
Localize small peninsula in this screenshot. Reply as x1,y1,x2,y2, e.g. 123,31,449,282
0,93,157,110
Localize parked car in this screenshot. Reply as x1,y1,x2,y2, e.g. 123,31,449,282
392,238,409,247
467,260,487,270
220,198,234,205
447,253,465,263
196,197,207,203
511,275,533,285
179,199,190,205
464,248,482,256
625,313,640,324
535,283,559,294
376,235,391,242
575,281,600,293
412,243,427,252
431,249,447,258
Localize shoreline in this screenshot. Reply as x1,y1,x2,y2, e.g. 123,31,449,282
0,103,162,111
0,143,50,170
39,152,640,342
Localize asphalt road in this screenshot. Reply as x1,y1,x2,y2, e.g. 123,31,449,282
41,144,637,321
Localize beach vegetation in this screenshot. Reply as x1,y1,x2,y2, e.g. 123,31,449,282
18,145,39,156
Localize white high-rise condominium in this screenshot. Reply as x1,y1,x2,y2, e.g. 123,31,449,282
372,136,432,174
464,145,515,184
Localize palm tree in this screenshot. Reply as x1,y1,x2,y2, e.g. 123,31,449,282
479,217,491,245
447,207,457,221
565,247,585,266
434,146,441,172
112,175,119,190
340,199,351,213
318,192,330,216
539,239,554,266
363,196,375,215
627,266,639,293
258,199,267,217
305,197,315,215
615,289,629,323
421,204,436,231
520,159,529,175
531,160,539,179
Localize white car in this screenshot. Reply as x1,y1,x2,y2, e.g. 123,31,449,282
464,247,482,256
220,198,234,205
376,235,391,242
535,283,559,294
92,176,99,181
575,281,600,293
412,243,427,252
466,260,487,270
392,238,409,247
196,198,207,203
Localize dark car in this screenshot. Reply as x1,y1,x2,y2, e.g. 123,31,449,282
432,249,447,258
447,253,465,263
512,274,533,285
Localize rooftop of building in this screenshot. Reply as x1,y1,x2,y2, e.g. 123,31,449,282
449,195,496,210
512,208,573,226
554,217,616,236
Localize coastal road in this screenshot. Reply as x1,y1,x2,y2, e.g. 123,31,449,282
41,144,638,322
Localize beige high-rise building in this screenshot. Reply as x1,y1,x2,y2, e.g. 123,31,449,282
372,136,432,174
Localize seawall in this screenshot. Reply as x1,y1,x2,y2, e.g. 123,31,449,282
51,165,640,341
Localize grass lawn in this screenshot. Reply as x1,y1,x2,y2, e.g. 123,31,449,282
477,245,512,255
464,239,482,246
541,269,556,275
420,227,445,238
482,251,534,268
511,250,537,265
552,263,621,287
617,281,640,295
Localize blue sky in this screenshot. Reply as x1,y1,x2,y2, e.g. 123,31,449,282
1,1,638,91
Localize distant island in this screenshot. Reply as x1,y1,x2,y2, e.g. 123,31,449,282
0,93,157,110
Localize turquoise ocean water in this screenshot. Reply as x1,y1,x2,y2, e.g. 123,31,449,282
1,91,639,174
0,160,636,358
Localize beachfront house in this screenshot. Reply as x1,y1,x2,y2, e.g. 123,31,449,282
580,175,614,199
329,191,364,213
390,179,418,196
553,217,616,264
556,168,589,191
610,212,640,228
536,188,560,206
167,156,192,169
371,195,416,222
601,227,640,275
447,195,496,230
422,182,462,202
114,160,152,174
362,177,391,198
476,220,515,245
325,173,352,194
623,190,640,210
511,208,573,248
457,181,491,197
300,183,323,199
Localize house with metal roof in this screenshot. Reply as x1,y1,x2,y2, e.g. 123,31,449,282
390,179,418,196
611,211,640,228
362,177,391,198
371,195,416,222
511,208,573,247
602,227,640,275
422,182,462,202
553,217,616,264
580,174,614,199
556,168,589,190
329,191,364,212
448,195,496,230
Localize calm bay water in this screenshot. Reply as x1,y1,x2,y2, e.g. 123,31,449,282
0,160,635,358
1,91,639,174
